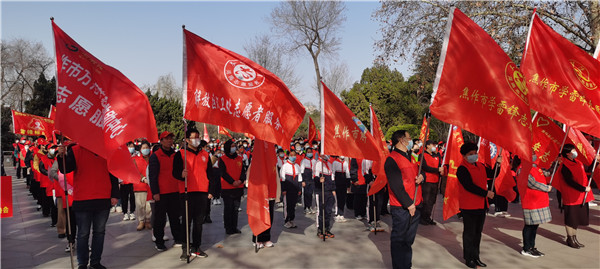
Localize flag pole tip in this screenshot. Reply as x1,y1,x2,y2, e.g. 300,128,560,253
182,25,186,29
50,17,54,21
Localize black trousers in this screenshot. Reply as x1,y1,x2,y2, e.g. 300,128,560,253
64,207,77,244
522,224,539,250
335,183,347,216
181,192,209,249
390,206,420,269
222,188,244,233
253,200,275,243
16,163,21,178
303,181,314,210
153,192,183,245
41,189,52,216
120,184,136,214
50,197,58,225
461,209,486,261
283,181,299,222
494,195,508,212
368,189,386,223
353,185,367,217
316,190,335,232
421,182,439,221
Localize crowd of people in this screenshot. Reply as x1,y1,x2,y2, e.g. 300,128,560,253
7,127,598,269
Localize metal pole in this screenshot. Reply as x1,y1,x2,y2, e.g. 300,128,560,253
408,111,430,230
321,161,326,241
582,143,600,206
549,126,571,185
489,148,504,193
183,120,190,263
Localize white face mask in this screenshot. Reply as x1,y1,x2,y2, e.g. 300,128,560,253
571,150,578,159
141,148,151,156
430,147,437,153
24,146,29,150
128,147,135,154
190,138,200,148
49,148,56,156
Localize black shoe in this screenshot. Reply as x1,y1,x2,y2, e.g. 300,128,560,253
204,217,212,223
89,263,106,269
428,219,436,225
226,229,241,234
58,233,66,239
155,244,167,252
77,266,87,269
465,260,477,268
531,248,545,257
50,223,56,227
192,249,208,258
475,259,487,267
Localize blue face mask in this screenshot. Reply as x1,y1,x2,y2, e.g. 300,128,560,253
466,154,478,164
406,140,414,151
289,156,297,162
128,147,135,154
141,149,150,156
532,154,537,162
306,153,313,158
230,147,237,154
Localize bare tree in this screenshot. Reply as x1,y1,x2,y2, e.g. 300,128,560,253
374,1,600,65
269,0,346,102
148,73,181,102
1,38,53,111
243,34,301,95
315,60,352,96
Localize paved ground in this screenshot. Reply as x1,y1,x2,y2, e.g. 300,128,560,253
1,163,599,269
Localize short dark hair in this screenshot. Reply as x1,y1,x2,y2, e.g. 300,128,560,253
561,144,576,158
140,140,151,148
391,130,408,147
186,127,200,138
425,140,436,147
460,142,478,156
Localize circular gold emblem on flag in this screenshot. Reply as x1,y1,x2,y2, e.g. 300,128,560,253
224,60,265,89
505,62,529,106
569,60,597,91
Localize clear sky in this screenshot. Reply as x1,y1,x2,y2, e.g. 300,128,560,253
1,0,412,106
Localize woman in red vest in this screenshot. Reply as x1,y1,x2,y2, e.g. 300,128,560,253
520,154,552,258
420,140,444,225
384,130,424,269
559,144,594,249
456,142,497,269
132,140,153,231
219,140,246,235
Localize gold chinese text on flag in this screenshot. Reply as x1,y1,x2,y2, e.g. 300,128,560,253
521,12,600,137
183,29,305,147
430,7,531,160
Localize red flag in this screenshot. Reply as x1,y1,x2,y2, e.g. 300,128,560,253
244,132,255,140
247,139,277,236
367,105,389,196
419,116,429,142
308,117,320,144
521,12,600,137
443,125,464,220
183,29,305,148
0,176,13,218
531,113,568,170
494,149,517,202
11,110,54,137
52,21,158,182
430,8,531,160
203,124,210,141
48,105,57,121
321,82,380,160
218,126,233,138
477,138,497,168
568,128,596,166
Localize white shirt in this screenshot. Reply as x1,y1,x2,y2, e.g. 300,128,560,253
280,160,302,182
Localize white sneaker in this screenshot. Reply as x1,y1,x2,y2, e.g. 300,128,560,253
264,241,274,248
163,235,169,241
493,211,503,217
283,222,293,229
501,212,511,217
64,244,72,252
123,214,130,221
129,213,136,220
116,206,123,213
337,216,347,223
589,201,598,207
110,206,116,213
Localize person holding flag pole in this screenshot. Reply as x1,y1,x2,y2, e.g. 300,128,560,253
314,155,335,240
53,132,75,269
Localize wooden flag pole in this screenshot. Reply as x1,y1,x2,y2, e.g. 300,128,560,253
56,130,75,269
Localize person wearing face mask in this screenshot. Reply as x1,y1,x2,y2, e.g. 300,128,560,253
219,140,246,234
301,148,317,214
411,139,422,164
314,154,336,239
148,131,184,251
38,142,58,226
519,152,552,258
132,141,153,231
210,149,223,206
17,137,28,180
384,130,424,269
332,156,350,222
281,151,302,229
276,148,286,174
120,141,137,222
558,144,594,249
172,129,214,259
419,140,444,225
456,142,498,268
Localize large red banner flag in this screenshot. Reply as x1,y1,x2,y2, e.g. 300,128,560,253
52,21,158,181
1,176,13,218
183,29,305,148
367,105,389,196
419,116,429,142
11,110,54,137
443,125,464,220
531,112,568,170
430,8,532,161
320,82,380,161
247,139,277,236
521,12,600,137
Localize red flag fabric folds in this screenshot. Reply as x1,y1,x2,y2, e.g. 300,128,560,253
494,149,517,202
247,139,277,236
443,125,464,220
367,105,389,196
568,128,596,166
11,110,54,137
531,113,568,170
308,117,320,144
521,12,600,137
419,116,429,142
321,82,380,161
430,8,531,160
218,126,233,139
52,21,158,181
183,29,305,148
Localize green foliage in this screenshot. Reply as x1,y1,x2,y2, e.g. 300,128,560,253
1,106,16,152
146,90,193,143
24,72,56,117
293,109,320,140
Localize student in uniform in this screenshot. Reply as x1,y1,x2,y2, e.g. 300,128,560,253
420,140,443,225
280,151,302,228
172,129,214,259
351,158,368,220
219,140,246,234
332,156,350,222
314,155,336,239
301,148,317,214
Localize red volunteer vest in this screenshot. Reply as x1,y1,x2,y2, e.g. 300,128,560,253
40,155,54,196
221,155,244,190
179,150,210,193
71,145,112,201
19,146,27,166
521,167,549,210
424,152,441,183
154,147,180,194
387,151,422,207
132,155,151,192
458,161,488,210
560,159,594,205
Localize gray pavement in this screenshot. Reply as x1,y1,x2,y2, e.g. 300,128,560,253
1,164,599,269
